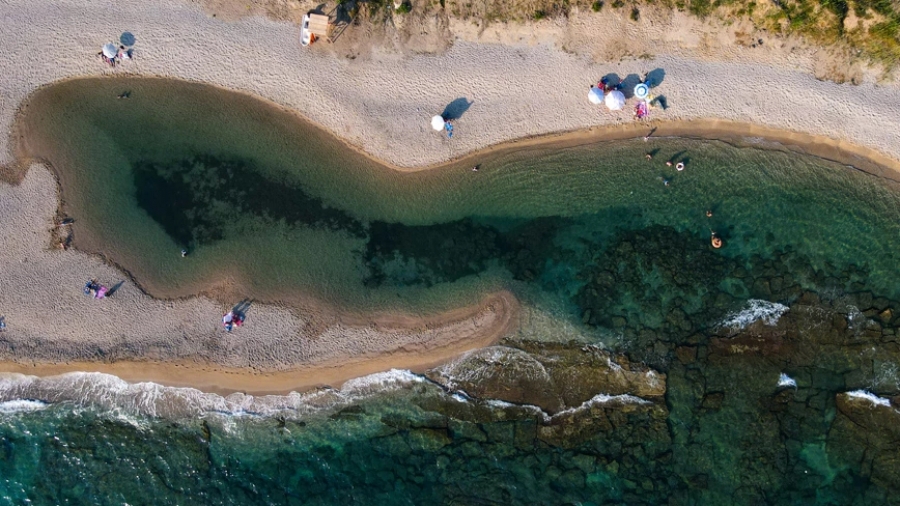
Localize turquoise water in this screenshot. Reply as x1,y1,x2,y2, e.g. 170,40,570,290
7,77,900,504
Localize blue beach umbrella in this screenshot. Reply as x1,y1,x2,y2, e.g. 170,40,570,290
634,83,649,100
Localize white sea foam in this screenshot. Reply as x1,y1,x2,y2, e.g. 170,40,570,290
0,369,432,420
340,369,427,394
777,373,797,389
845,390,893,408
720,299,789,331
553,394,651,419
0,399,48,414
433,346,552,391
486,393,652,422
0,366,655,423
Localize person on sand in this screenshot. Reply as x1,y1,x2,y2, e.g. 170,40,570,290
472,165,479,172
181,249,188,257
666,161,673,167
706,210,713,218
223,312,234,332
645,153,652,161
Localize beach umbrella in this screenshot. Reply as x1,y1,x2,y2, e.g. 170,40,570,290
431,115,445,131
588,87,604,105
605,90,625,111
101,43,117,58
634,83,649,100
120,32,136,46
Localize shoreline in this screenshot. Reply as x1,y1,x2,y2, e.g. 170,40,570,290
1,0,900,394
4,78,900,394
9,76,900,184
0,290,516,395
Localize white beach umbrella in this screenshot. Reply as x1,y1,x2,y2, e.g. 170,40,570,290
605,90,626,111
634,83,649,100
101,43,117,58
431,115,445,131
588,87,604,105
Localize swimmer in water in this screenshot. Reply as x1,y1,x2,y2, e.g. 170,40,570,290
706,210,713,218
663,178,670,186
181,249,188,257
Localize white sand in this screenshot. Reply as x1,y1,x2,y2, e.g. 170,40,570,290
1,0,899,390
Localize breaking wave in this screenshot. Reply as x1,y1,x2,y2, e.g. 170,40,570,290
0,369,432,420
720,299,789,331
778,373,797,389
0,399,49,414
844,390,893,408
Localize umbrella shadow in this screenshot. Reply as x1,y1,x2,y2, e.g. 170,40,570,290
646,68,666,88
106,280,126,297
601,73,621,88
441,98,473,121
619,74,644,98
232,299,253,319
652,95,669,110
120,32,136,46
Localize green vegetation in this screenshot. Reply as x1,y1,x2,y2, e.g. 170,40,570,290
437,0,900,70
395,1,412,12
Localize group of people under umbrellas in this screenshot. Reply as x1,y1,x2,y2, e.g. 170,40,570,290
589,73,655,120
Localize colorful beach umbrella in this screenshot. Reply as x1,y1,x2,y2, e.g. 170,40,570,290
605,90,626,111
431,115,445,131
101,43,117,58
634,83,649,100
588,87,604,105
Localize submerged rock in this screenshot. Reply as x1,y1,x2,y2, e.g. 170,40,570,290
427,342,665,414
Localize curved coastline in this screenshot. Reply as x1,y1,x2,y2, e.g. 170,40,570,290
4,75,900,393
8,75,900,183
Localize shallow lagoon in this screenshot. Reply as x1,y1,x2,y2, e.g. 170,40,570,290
17,78,900,314
8,77,900,504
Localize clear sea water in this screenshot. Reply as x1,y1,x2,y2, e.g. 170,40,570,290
6,77,900,504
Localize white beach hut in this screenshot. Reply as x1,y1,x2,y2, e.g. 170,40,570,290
605,90,626,111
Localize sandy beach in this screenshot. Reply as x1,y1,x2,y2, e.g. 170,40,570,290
2,0,900,392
